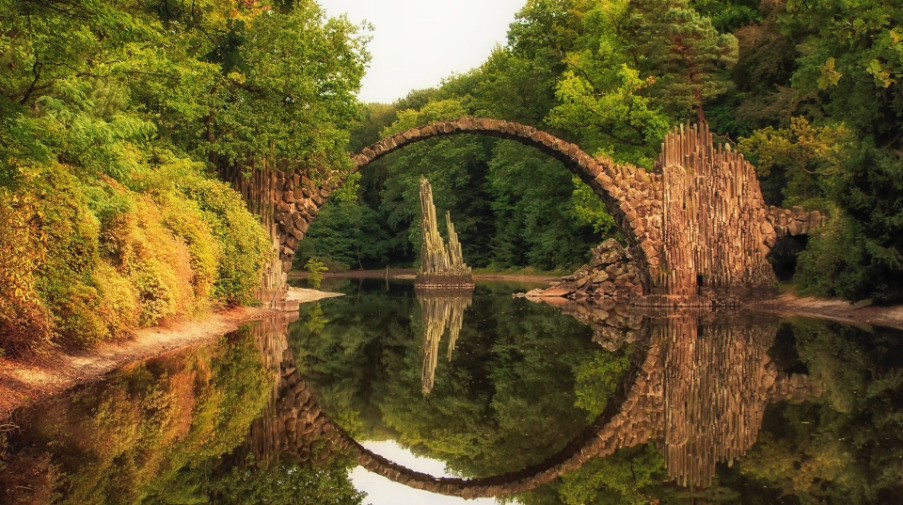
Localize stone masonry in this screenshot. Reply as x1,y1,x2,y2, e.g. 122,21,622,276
258,118,822,306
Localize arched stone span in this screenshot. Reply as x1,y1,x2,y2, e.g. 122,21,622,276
279,117,661,291
346,118,659,284
265,119,824,305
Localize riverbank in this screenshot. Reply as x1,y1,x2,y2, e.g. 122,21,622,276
288,269,557,285
0,288,341,420
752,293,903,332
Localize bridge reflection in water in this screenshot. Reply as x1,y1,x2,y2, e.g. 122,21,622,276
244,303,820,498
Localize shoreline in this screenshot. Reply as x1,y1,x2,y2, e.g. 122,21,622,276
0,288,342,420
750,293,903,331
3,287,901,421
289,269,557,285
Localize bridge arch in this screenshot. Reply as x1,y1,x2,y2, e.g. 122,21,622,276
266,118,824,305
315,117,661,291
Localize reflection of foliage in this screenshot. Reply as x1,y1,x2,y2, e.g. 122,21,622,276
574,351,632,421
205,455,365,505
557,445,667,505
733,320,903,504
292,281,631,479
0,327,272,505
303,302,331,337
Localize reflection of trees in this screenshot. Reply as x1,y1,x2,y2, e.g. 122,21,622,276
731,320,903,504
277,305,833,501
417,287,474,395
0,313,365,505
291,281,609,477
0,318,278,505
272,283,901,503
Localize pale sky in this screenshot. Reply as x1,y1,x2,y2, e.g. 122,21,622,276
350,440,506,505
317,0,527,104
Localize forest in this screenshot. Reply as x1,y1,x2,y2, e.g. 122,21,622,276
298,0,903,307
0,0,369,356
0,0,901,371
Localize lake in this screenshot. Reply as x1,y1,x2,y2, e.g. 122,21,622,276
1,279,902,504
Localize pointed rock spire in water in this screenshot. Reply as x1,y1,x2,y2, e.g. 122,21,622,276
416,176,473,287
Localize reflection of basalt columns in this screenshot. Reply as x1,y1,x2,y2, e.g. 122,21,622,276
659,314,779,488
236,312,299,467
419,290,473,395
416,177,474,287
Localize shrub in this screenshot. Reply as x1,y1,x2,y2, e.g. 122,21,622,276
93,264,140,339
0,159,272,352
131,161,270,305
131,259,180,327
192,183,270,305
128,198,197,322
0,189,52,356
796,214,870,301
31,168,109,347
157,192,222,305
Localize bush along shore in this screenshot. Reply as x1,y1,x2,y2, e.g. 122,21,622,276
0,0,368,358
0,164,271,358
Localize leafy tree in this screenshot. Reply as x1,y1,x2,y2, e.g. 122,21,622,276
772,0,903,302
738,116,853,207
206,456,365,505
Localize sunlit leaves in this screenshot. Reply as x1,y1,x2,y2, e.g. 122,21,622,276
738,116,852,206
549,64,670,167
818,57,843,90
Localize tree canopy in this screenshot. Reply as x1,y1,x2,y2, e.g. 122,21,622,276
300,0,903,304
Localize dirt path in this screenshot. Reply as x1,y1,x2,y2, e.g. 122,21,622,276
0,288,341,420
752,293,903,331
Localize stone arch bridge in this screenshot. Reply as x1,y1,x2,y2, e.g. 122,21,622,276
246,310,821,498
238,118,822,305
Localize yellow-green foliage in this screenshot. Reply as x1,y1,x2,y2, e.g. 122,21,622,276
4,330,272,505
0,188,52,356
179,178,270,305
93,264,140,340
128,198,197,324
158,192,221,305
133,161,271,306
0,162,271,354
33,167,111,348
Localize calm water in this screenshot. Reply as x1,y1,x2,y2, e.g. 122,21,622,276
2,279,902,504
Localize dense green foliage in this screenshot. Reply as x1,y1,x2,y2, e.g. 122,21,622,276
0,0,368,355
290,281,632,478
301,0,903,304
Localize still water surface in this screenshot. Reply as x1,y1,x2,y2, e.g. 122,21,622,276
2,279,902,504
